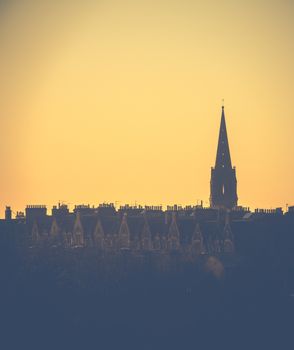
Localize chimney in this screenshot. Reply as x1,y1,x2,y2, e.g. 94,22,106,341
5,206,12,220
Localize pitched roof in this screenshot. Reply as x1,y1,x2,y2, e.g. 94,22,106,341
126,216,145,239
177,217,196,245
148,216,167,238
55,214,75,233
100,216,120,236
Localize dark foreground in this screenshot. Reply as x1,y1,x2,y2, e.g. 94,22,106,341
1,248,294,350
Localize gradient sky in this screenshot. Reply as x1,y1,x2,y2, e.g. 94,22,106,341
0,0,293,215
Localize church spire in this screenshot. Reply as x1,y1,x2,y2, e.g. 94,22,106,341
215,105,232,169
210,105,238,210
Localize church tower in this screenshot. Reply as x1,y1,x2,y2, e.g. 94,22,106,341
210,106,238,209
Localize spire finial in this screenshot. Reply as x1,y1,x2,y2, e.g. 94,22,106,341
222,99,224,109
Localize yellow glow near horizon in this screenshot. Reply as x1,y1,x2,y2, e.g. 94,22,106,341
0,0,293,215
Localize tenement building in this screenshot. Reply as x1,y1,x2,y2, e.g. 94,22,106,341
1,106,292,259
25,204,236,255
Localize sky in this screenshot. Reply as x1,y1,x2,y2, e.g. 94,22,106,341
0,0,293,215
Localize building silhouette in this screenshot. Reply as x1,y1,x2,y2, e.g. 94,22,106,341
5,206,12,220
210,106,238,209
1,105,293,259
24,203,237,255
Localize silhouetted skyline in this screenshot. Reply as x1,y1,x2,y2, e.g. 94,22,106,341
1,1,293,212
2,103,294,218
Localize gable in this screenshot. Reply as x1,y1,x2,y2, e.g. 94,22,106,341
73,213,84,235
119,217,130,237
141,221,151,238
168,218,180,238
93,219,105,239
192,223,203,241
50,218,59,237
32,221,39,241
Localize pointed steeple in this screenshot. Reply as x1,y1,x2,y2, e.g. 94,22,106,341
215,105,232,169
210,105,238,209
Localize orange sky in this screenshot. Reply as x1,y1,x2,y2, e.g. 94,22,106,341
0,0,293,215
